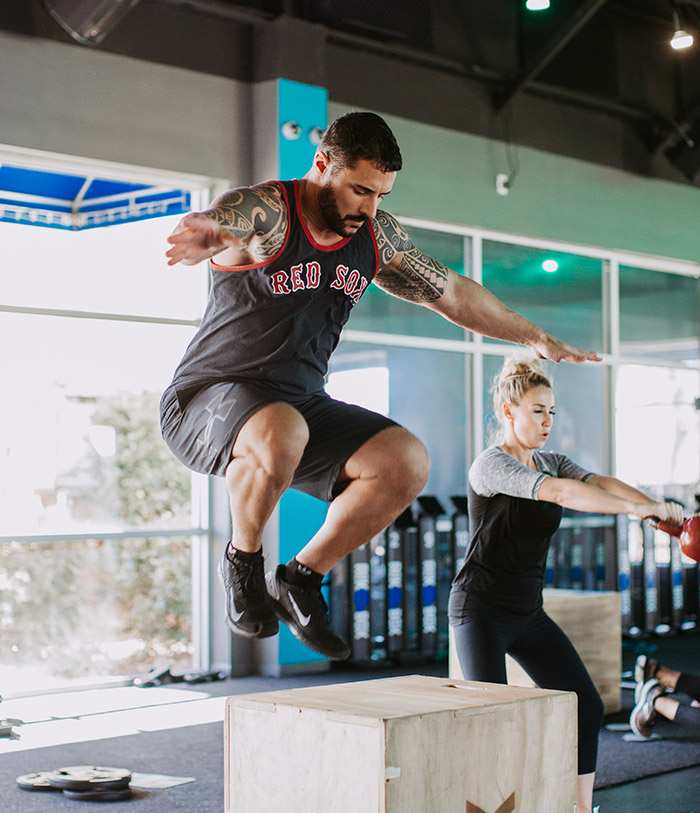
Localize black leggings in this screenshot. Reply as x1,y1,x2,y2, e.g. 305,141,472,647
677,671,700,702
452,608,604,775
674,703,700,733
671,672,700,733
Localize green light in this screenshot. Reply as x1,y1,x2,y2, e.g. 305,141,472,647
526,0,550,10
542,259,559,273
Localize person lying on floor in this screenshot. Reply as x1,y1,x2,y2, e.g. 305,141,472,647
631,654,700,738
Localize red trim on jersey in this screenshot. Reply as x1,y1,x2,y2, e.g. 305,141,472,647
367,219,381,280
292,179,352,252
210,181,291,272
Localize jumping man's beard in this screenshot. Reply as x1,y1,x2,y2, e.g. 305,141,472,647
317,182,367,238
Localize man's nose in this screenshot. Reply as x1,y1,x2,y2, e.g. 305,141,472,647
359,197,380,219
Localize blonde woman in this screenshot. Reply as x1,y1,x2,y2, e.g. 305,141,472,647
448,354,683,813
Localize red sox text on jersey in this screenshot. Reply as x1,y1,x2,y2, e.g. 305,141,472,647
269,261,370,303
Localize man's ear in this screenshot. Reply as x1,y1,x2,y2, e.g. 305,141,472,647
313,150,332,177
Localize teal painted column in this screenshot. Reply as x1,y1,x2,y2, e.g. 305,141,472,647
274,78,330,668
277,78,328,180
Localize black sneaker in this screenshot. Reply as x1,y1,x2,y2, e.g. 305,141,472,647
217,549,279,638
630,678,664,738
265,565,351,660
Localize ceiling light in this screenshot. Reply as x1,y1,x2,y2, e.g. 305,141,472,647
526,0,550,9
671,9,694,50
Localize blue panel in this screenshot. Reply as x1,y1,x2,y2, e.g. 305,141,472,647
0,161,192,231
0,165,84,200
277,78,328,180
84,178,151,199
278,489,329,666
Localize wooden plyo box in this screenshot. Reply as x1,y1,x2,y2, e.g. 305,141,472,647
449,589,622,714
225,674,577,813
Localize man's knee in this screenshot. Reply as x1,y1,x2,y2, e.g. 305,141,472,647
401,433,431,495
369,427,431,499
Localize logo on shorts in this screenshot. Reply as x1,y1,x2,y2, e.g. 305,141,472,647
196,391,238,461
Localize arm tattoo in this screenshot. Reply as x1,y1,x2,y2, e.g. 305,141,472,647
372,210,449,303
208,183,288,261
373,210,413,266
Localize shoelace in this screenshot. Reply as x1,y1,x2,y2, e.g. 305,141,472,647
231,556,265,608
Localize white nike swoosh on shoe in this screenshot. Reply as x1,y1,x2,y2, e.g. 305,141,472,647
218,561,244,623
289,594,312,627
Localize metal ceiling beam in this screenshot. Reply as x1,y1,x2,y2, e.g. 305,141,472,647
494,0,609,110
142,0,687,151
327,26,657,125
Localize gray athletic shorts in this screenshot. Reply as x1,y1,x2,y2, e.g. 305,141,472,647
159,381,399,502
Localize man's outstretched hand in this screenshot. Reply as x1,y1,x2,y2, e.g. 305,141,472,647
531,334,602,364
165,213,237,266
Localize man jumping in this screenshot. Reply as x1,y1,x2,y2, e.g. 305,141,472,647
161,111,600,660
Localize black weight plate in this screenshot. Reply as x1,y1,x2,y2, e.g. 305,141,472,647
63,787,133,802
16,771,62,792
48,766,132,791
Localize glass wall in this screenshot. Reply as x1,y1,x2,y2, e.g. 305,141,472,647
330,342,467,509
343,220,699,520
616,365,699,498
481,241,604,351
1,535,194,695
0,217,206,695
619,266,699,364
0,311,198,536
616,266,699,503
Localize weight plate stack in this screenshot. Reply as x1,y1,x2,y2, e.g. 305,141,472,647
16,771,62,792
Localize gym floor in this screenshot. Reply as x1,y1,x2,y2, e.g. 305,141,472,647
2,631,698,812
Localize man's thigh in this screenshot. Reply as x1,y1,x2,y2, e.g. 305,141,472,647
160,381,283,476
291,394,398,502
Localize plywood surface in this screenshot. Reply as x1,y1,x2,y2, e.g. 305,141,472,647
226,673,571,720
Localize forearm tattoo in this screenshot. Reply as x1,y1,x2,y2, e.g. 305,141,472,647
373,210,448,302
208,184,287,261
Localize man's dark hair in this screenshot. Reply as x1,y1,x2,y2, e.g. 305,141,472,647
320,112,402,172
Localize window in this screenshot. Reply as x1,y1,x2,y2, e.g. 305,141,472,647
331,341,468,508
481,241,604,351
1,212,208,695
619,265,699,365
616,365,699,493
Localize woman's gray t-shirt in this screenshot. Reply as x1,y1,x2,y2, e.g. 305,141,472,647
450,446,592,619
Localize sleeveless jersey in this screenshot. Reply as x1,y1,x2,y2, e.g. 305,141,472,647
169,180,380,401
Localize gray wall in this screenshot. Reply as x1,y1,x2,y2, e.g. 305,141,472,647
354,104,700,264
0,31,250,184
1,28,698,264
